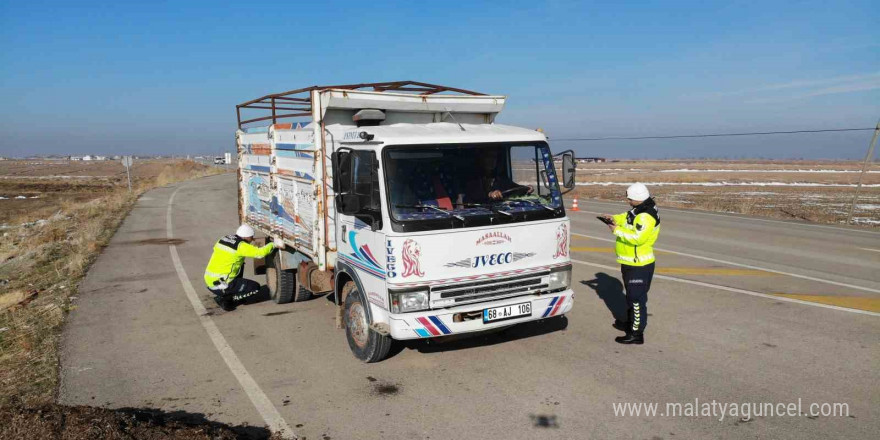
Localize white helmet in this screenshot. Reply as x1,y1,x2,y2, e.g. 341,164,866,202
236,224,255,238
626,183,650,202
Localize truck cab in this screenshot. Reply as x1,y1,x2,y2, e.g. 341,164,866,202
235,82,576,362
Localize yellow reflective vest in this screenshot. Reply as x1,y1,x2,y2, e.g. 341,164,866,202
612,207,660,267
204,234,275,288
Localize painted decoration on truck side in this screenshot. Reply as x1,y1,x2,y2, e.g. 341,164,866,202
245,174,270,225
413,316,452,338
386,240,397,278
475,231,512,246
553,223,569,259
294,184,315,249
275,149,315,181
244,143,271,155
401,239,424,278
541,295,567,318
274,179,301,243
339,231,384,279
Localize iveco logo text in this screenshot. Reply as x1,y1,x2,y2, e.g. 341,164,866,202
472,252,513,268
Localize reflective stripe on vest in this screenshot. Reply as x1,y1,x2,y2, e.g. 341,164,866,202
214,244,238,254
204,270,229,279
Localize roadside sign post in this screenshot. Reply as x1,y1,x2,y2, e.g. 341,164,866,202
846,120,879,225
122,156,133,193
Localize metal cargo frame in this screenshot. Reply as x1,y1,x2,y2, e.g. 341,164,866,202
236,81,486,128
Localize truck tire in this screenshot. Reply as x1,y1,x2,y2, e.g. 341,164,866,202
266,252,295,304
293,283,313,302
342,282,392,363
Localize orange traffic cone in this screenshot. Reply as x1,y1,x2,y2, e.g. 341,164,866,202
571,198,579,211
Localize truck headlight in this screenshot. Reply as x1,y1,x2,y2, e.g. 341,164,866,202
389,289,429,313
548,265,571,292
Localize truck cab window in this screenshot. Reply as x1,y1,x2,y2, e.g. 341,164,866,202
351,150,381,219
384,143,564,232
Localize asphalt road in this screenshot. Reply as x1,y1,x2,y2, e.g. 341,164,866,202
60,174,879,439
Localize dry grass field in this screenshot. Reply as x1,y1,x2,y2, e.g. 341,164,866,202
569,160,880,226
0,159,227,407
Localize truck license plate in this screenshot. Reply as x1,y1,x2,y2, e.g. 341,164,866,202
483,302,532,323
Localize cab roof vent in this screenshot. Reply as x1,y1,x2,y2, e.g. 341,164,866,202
353,109,386,127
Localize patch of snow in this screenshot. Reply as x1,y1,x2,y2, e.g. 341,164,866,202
577,182,880,188
852,218,880,225
660,169,879,173
856,204,880,210
15,195,26,199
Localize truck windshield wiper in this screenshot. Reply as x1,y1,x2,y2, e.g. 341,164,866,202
460,203,513,217
508,199,556,212
395,205,465,222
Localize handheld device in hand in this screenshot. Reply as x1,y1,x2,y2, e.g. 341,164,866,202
597,216,614,225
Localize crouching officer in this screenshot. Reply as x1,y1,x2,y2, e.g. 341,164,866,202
600,183,660,345
203,224,275,311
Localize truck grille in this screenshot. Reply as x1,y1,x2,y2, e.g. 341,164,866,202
431,271,549,307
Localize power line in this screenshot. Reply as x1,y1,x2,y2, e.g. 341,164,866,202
554,127,876,142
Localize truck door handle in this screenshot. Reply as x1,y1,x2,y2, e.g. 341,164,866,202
342,225,347,242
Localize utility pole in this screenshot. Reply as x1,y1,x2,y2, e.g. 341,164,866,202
846,119,880,225
122,156,133,193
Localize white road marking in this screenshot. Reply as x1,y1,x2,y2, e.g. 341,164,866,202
167,185,295,439
575,201,880,236
571,232,880,294
859,248,880,253
571,258,880,317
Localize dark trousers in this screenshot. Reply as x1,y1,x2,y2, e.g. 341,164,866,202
209,277,261,301
621,262,654,335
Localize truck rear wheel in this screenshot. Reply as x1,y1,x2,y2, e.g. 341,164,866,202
266,252,295,304
342,282,392,363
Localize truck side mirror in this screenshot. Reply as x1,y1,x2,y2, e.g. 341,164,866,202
561,151,576,190
331,149,352,193
336,193,361,215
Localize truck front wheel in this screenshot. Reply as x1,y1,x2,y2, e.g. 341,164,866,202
342,282,392,363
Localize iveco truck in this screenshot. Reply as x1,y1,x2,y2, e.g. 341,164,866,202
235,81,576,362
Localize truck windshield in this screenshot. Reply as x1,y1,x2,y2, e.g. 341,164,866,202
383,143,565,232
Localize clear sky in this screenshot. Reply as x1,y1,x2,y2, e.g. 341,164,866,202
1,0,878,159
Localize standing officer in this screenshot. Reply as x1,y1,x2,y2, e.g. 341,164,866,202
600,183,660,344
203,224,275,311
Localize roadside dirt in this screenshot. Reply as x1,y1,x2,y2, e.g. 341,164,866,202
0,399,283,439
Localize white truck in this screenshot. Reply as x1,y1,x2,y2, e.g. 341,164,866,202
236,81,576,362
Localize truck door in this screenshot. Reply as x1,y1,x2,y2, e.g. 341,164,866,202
334,150,387,309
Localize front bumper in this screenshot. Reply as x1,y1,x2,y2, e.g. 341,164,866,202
387,290,574,340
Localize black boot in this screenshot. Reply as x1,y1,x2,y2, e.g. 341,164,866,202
213,295,236,311
615,333,644,344
612,320,631,332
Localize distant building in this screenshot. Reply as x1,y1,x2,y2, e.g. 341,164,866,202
94,155,107,161
577,157,606,163
82,155,94,161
